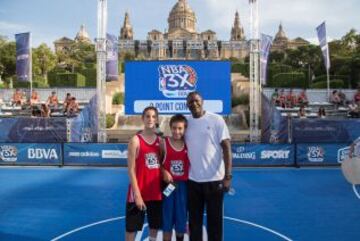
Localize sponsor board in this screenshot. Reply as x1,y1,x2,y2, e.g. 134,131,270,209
125,61,230,114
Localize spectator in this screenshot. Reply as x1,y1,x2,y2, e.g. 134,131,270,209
12,89,24,106
29,90,40,106
286,89,297,108
338,89,347,105
348,101,360,118
271,88,279,105
297,89,309,106
318,107,326,118
66,97,79,116
40,104,51,118
354,88,360,104
330,90,342,107
298,105,306,118
47,91,59,108
63,93,72,112
278,89,286,108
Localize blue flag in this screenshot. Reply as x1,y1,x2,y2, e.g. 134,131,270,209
316,22,330,70
260,34,273,85
106,33,119,81
15,32,31,82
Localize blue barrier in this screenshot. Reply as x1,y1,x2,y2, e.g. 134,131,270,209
0,143,352,167
296,143,350,166
63,143,128,166
0,143,62,165
232,144,295,166
0,117,67,143
292,119,360,143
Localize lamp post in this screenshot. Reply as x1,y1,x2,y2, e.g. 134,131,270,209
96,0,107,142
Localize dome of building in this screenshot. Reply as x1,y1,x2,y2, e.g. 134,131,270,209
274,23,288,41
75,24,91,43
168,0,196,33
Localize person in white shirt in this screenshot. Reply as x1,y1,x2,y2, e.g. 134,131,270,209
185,91,232,241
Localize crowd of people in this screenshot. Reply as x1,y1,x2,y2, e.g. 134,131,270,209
9,89,80,117
271,88,360,118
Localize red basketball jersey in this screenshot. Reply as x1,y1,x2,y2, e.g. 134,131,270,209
162,137,190,181
127,134,162,202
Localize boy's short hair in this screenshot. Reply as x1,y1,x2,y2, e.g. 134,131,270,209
142,106,159,118
169,114,187,128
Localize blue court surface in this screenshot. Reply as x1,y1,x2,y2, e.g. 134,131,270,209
0,167,359,241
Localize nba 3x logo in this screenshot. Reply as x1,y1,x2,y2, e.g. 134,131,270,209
158,65,197,98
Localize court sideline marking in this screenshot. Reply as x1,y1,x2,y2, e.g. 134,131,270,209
50,216,293,241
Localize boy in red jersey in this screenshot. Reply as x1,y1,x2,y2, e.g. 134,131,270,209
161,114,190,241
126,106,162,241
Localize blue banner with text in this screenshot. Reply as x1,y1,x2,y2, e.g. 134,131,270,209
232,144,295,166
64,143,128,165
296,143,350,165
125,61,231,115
0,143,62,165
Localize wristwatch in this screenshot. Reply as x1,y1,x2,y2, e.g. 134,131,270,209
224,174,233,180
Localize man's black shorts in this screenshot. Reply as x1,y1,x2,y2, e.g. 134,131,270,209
125,201,162,232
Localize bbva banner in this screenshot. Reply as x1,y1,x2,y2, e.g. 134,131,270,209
125,61,231,115
0,143,62,165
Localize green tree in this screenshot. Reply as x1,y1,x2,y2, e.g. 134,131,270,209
32,43,56,83
0,37,16,84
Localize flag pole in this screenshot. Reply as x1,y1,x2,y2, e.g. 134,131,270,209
29,32,33,111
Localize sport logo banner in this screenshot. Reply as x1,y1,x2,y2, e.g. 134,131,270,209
307,146,325,162
158,65,197,98
0,145,17,162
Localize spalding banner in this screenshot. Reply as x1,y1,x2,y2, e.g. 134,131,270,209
125,61,231,115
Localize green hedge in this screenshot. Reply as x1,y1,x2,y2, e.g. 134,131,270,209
112,92,124,105
269,72,307,88
106,114,115,128
310,79,344,89
232,93,249,107
81,68,96,87
312,75,350,87
52,73,86,87
231,63,249,76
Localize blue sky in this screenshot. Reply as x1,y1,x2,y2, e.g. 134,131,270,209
0,0,359,48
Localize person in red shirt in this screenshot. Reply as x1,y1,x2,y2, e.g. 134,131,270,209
286,89,297,108
126,106,162,241
298,89,309,106
354,89,360,104
161,114,190,241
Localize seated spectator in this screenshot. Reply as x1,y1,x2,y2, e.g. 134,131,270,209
40,104,51,118
297,89,309,106
271,88,279,105
278,89,286,108
298,105,307,118
330,90,342,107
286,89,297,108
354,89,360,104
348,101,360,118
29,90,40,106
338,89,347,105
12,89,24,106
318,107,326,118
47,91,59,108
65,97,79,116
63,93,72,112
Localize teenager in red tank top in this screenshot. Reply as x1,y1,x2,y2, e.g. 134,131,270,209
127,133,162,202
125,106,162,241
162,136,189,181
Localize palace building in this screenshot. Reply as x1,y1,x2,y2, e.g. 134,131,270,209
54,0,309,59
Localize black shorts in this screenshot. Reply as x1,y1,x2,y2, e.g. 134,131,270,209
125,200,162,232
